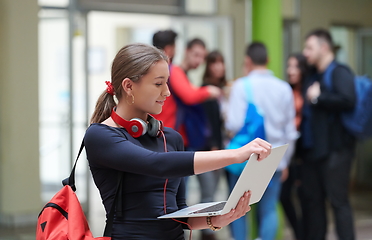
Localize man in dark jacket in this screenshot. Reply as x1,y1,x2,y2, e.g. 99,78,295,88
300,29,356,240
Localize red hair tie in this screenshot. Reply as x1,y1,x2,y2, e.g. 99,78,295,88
105,81,115,96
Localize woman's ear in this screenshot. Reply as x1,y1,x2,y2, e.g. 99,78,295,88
121,78,133,95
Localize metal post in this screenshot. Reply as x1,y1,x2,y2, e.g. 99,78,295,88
68,0,76,170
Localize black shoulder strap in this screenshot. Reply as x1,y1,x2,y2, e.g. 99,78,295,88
102,169,123,237
62,141,84,191
62,126,128,237
103,127,128,236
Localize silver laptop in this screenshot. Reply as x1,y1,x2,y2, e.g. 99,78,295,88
158,144,289,218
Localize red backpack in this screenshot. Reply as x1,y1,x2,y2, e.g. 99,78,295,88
36,141,121,240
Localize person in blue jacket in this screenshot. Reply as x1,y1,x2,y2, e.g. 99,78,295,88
84,43,272,240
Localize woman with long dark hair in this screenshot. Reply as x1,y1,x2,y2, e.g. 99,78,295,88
280,53,309,240
195,50,228,240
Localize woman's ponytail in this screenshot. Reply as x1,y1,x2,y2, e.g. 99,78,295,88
90,90,116,124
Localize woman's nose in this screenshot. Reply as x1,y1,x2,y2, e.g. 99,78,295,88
163,83,171,97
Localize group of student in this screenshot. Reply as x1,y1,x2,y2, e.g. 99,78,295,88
150,29,297,240
84,27,357,240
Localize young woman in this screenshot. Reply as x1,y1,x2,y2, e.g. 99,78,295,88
194,50,228,240
84,43,271,240
280,53,309,240
286,53,308,131
202,50,228,137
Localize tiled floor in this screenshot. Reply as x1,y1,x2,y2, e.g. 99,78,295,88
1,176,372,240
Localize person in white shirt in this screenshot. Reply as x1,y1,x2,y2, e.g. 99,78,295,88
225,42,297,240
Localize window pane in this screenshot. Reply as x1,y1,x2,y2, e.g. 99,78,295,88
185,0,216,14
39,0,68,7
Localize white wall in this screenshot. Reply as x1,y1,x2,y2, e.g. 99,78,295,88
300,0,372,38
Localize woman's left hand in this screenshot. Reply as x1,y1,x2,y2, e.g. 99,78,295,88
211,191,252,228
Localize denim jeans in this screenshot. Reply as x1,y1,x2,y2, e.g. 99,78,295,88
227,171,282,240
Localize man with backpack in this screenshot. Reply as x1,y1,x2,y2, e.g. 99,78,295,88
225,42,297,240
301,29,356,240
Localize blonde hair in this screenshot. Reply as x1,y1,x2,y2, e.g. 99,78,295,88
90,43,168,124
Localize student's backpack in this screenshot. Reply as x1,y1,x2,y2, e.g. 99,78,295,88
175,101,211,150
36,140,122,240
225,77,266,175
323,62,372,140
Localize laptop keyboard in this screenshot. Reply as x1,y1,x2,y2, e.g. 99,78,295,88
189,202,226,214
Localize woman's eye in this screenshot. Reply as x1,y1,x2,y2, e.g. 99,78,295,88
155,83,162,86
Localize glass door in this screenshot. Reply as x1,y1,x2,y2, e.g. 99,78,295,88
39,8,70,202
39,7,88,206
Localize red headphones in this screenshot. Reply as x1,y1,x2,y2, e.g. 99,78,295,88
111,108,163,138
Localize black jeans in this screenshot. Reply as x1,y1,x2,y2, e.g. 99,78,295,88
301,148,355,240
280,163,304,240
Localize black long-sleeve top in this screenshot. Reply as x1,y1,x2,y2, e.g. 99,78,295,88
84,123,195,239
300,63,356,161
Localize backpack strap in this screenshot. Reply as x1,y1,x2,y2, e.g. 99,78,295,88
61,141,84,191
242,76,253,104
323,61,338,91
103,170,123,237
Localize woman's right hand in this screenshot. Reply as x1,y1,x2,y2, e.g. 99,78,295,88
207,85,222,99
236,138,271,163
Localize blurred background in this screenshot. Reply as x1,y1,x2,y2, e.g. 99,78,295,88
0,0,371,239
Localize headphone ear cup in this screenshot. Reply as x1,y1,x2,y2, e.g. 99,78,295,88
128,118,147,138
147,116,160,137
